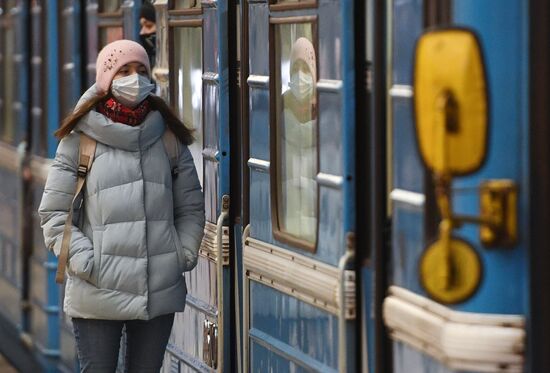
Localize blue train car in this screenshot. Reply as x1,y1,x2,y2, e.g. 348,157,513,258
1,0,550,372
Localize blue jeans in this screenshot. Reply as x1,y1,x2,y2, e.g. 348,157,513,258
72,313,175,373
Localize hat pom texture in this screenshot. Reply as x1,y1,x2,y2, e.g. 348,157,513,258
95,40,151,94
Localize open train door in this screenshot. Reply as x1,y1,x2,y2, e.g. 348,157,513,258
383,1,529,372
154,1,232,371
242,1,358,371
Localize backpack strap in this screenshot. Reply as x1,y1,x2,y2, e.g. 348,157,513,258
162,128,180,179
55,134,97,284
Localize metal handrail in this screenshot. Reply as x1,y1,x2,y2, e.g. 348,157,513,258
338,247,355,373
236,224,250,373
216,195,229,372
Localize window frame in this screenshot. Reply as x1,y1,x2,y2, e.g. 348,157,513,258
269,0,317,12
168,18,204,183
96,1,123,50
269,15,320,252
97,0,123,17
169,0,202,16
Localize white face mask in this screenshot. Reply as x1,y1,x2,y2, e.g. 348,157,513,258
111,74,155,108
289,71,314,101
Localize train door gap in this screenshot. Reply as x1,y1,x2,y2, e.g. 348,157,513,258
368,0,392,372
228,1,241,372
529,0,550,371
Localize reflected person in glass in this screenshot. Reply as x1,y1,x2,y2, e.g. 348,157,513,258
280,37,317,243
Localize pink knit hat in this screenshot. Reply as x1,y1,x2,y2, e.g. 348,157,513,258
95,40,151,94
290,37,316,82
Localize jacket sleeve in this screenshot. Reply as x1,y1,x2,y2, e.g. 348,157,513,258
38,132,94,281
173,145,205,271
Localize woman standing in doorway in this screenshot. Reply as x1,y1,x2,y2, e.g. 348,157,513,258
38,40,205,372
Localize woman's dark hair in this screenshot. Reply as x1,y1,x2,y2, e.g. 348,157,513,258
54,94,194,145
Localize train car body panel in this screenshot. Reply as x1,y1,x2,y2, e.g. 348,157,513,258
243,1,358,372
385,0,529,372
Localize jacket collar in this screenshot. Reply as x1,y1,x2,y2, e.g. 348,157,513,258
73,84,165,152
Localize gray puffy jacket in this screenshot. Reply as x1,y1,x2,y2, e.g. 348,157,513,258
38,91,205,320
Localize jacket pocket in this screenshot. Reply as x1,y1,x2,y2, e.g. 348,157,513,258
90,228,104,287
170,225,186,272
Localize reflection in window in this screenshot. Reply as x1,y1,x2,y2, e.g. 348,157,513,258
99,27,123,49
1,4,15,143
274,24,317,245
172,26,203,185
99,0,121,13
174,0,200,9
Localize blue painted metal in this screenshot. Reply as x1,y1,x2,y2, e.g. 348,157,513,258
29,0,47,156
341,0,355,236
249,282,339,369
46,1,60,159
340,2,358,372
451,0,530,315
15,1,29,146
216,4,231,369
249,328,338,373
40,3,61,370
123,0,142,42
387,2,444,372
217,0,230,205
57,4,83,371
45,250,61,359
388,0,530,371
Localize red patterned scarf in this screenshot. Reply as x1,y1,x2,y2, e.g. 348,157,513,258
96,97,152,126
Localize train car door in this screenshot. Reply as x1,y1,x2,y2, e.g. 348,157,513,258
243,1,357,372
154,1,231,371
383,1,528,372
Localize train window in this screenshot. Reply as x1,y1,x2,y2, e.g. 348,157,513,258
98,0,122,14
1,0,16,143
171,26,203,184
173,0,201,9
98,27,123,49
270,21,318,250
